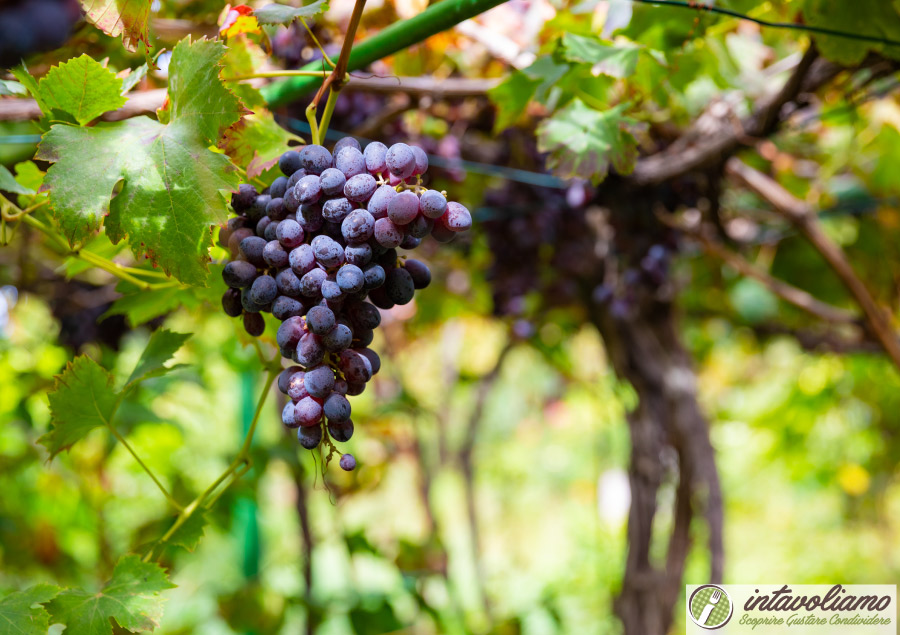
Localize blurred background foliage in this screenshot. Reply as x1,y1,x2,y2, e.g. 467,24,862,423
3,0,900,633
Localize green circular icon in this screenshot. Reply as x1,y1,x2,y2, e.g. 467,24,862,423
689,585,733,629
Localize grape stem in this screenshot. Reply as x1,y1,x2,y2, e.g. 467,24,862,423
308,0,367,143
224,70,330,81
299,18,337,69
144,362,281,562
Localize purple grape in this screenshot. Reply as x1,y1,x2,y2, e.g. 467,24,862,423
276,269,303,297
344,174,377,203
272,296,305,320
344,243,372,266
239,236,267,267
300,268,327,296
232,184,257,212
297,204,324,233
367,185,396,220
270,176,289,199
364,141,388,175
341,209,375,244
400,234,421,250
321,277,344,301
339,453,356,471
385,267,414,305
339,349,372,383
279,150,302,176
298,424,322,448
248,195,271,223
304,364,335,398
295,332,325,367
282,402,300,428
322,197,354,222
411,146,428,176
243,312,265,336
290,243,317,276
266,197,287,221
299,144,333,175
277,219,304,249
404,259,431,289
419,189,447,219
336,264,365,293
324,393,351,422
358,348,381,375
431,222,456,243
263,240,289,268
441,202,472,232
387,191,419,226
295,396,324,426
265,220,280,241
222,288,242,317
386,143,416,180
312,235,345,268
407,214,434,238
287,371,308,401
256,216,272,238
348,301,381,330
334,136,361,154
373,218,403,248
335,147,366,179
223,260,258,288
363,264,386,290
249,275,278,305
319,168,346,196
322,323,353,351
306,305,336,335
277,315,305,350
328,419,354,442
278,366,303,394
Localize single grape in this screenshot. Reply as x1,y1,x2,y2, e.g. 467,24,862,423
373,218,403,248
263,240,289,268
322,323,353,351
295,175,322,205
284,184,301,212
232,184,257,212
312,235,345,268
364,141,388,174
385,267,415,305
404,259,432,289
358,348,381,375
400,234,421,250
322,197,354,222
339,453,357,471
277,316,305,350
239,236,267,267
243,312,265,336
277,219,305,249
272,295,305,320
304,364,335,398
241,287,266,313
321,277,344,301
269,176,289,199
334,136,361,154
306,305,336,335
430,222,456,243
319,168,347,196
354,328,375,347
278,366,303,394
335,146,366,179
336,264,365,293
419,189,448,219
290,243,317,276
348,301,381,330
344,243,373,266
295,332,325,367
299,144,333,175
386,143,416,180
346,382,366,396
265,220,280,242
367,285,395,310
342,209,375,244
282,402,300,429
334,379,349,395
266,197,288,221
328,419,354,443
440,202,473,232
288,169,308,187
222,288,243,317
298,424,323,449
223,260,258,289
248,194,271,223
407,214,434,239
276,269,303,297
344,174,377,203
228,227,255,256
363,264,386,290
411,146,429,176
297,204,324,233
249,275,278,305
321,389,351,422
255,216,272,238
279,150,303,176
295,396,324,426
287,371,308,401
339,349,373,383
299,268,327,296
367,185,396,220
387,191,419,225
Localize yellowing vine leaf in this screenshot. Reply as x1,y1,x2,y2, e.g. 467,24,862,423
79,0,151,51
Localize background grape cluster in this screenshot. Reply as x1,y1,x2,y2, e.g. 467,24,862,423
0,0,82,68
219,139,472,470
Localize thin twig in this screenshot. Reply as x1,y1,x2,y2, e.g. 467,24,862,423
658,212,858,324
725,158,900,372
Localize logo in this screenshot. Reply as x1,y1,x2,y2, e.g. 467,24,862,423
689,585,734,629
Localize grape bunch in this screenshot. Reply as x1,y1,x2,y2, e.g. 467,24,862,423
218,139,472,470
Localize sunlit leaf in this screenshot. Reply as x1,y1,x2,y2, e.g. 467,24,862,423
560,33,640,78
537,100,639,183
37,55,127,125
0,584,60,635
127,329,190,385
219,111,299,178
254,0,329,26
79,0,151,51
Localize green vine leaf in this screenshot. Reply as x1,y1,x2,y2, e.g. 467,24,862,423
104,265,225,326
36,38,243,286
0,165,34,195
802,0,900,64
0,584,60,635
37,55,127,125
164,511,208,552
536,100,639,184
254,0,329,26
220,111,300,179
560,33,640,78
39,356,118,459
0,79,26,96
488,70,542,133
79,0,151,51
45,555,174,635
127,329,190,386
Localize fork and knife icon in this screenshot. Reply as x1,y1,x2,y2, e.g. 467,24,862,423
697,589,723,626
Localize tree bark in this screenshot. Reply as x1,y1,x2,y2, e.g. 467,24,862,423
589,292,723,635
